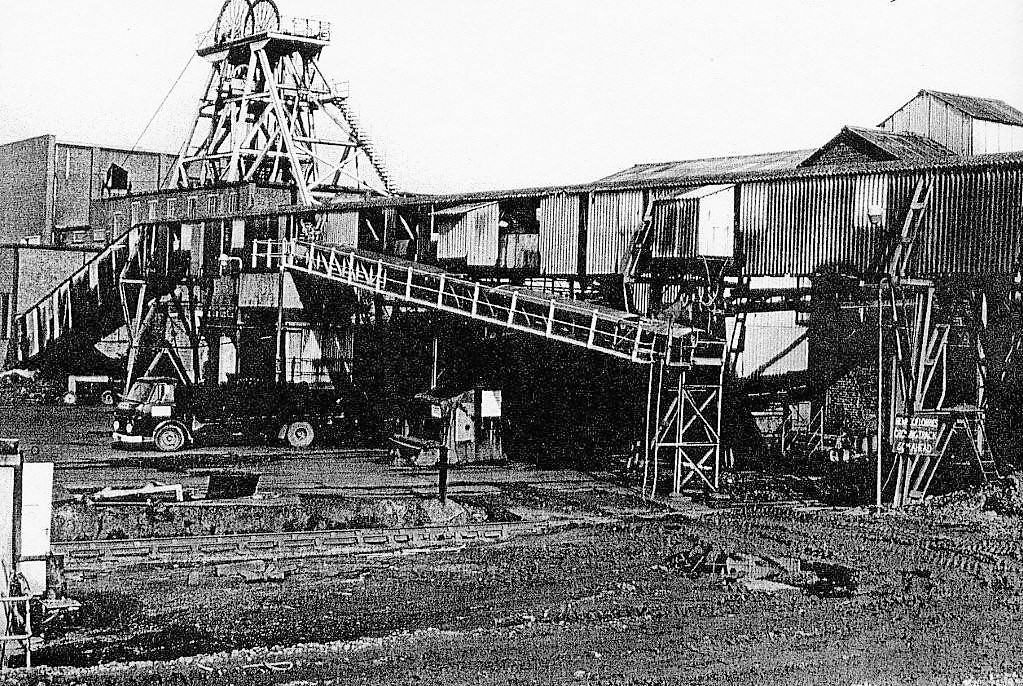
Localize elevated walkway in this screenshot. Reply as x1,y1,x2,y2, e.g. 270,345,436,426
12,233,698,370
259,239,698,366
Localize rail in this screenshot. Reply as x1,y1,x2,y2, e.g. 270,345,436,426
256,239,696,366
52,519,569,570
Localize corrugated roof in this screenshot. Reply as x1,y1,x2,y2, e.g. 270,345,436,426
847,126,955,159
923,90,1023,127
432,201,497,217
188,150,1023,221
801,126,954,167
596,149,813,184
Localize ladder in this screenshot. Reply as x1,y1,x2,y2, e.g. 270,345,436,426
885,177,933,279
620,198,657,313
964,414,1000,482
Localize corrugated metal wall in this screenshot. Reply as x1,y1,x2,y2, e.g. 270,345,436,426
538,194,580,275
586,190,644,274
322,211,359,246
739,174,887,276
891,168,1023,275
881,92,972,155
437,203,500,265
650,199,697,259
467,203,500,266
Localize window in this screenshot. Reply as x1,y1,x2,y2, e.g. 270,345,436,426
92,227,107,243
147,200,158,220
0,292,10,339
166,198,177,219
112,213,126,236
72,230,88,244
208,195,219,216
131,202,142,225
187,196,198,218
20,235,41,245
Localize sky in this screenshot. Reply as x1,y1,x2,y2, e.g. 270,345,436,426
1,0,1021,193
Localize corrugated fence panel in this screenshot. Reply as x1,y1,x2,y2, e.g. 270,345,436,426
740,175,887,276
539,194,580,275
586,190,644,274
467,203,500,266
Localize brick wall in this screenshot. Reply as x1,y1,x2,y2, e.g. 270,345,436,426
824,361,879,437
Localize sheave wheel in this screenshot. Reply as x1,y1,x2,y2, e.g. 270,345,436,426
286,421,315,448
101,390,116,406
154,423,187,453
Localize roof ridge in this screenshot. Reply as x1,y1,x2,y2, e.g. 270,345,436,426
623,148,817,168
923,88,1009,105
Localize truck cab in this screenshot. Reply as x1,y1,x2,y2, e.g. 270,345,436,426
112,377,182,451
113,376,370,452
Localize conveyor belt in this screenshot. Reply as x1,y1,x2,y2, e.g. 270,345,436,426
281,240,696,366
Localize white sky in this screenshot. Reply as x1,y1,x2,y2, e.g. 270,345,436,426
1,0,1021,193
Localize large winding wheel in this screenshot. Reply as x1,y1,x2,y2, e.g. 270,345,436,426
214,0,280,44
246,0,282,35
214,0,250,43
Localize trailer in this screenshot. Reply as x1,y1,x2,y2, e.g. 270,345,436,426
112,377,368,452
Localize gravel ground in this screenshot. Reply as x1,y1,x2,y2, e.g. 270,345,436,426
3,492,1019,685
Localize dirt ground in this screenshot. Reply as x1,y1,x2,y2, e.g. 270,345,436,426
10,491,1023,685
2,405,1023,684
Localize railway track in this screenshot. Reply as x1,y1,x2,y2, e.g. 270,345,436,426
54,518,575,571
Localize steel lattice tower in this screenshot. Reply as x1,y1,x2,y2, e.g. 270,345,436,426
166,0,394,203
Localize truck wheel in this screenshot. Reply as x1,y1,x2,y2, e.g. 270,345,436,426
286,421,315,448
100,390,116,406
154,423,187,452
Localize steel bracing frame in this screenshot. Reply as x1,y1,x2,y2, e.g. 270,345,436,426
876,178,997,506
643,339,727,497
168,0,393,202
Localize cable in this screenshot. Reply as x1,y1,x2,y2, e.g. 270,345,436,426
120,13,219,165
120,51,197,166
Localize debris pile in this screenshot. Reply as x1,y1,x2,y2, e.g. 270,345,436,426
0,370,60,405
52,494,490,541
916,474,1023,520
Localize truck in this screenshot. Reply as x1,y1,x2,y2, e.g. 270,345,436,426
112,376,369,452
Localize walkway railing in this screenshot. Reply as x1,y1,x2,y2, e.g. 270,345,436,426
257,239,696,366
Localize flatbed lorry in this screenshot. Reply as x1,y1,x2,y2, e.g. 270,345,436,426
112,376,367,452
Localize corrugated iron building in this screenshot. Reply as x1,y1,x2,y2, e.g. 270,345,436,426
538,193,580,275
585,190,644,274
